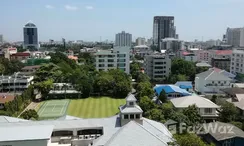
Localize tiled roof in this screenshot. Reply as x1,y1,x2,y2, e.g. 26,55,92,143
0,94,16,104
11,52,30,56
215,50,232,55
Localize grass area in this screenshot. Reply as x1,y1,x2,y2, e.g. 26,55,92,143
37,99,70,120
67,97,125,118
34,102,44,111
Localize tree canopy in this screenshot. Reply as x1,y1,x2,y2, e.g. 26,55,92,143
183,105,202,126
21,109,39,120
219,102,238,122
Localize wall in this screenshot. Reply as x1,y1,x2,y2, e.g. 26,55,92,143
0,139,48,146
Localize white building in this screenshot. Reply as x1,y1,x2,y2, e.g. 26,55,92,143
226,27,244,47
0,94,174,146
94,47,130,74
144,53,171,80
195,68,233,94
133,45,152,58
0,72,34,92
230,49,244,75
115,31,132,47
170,95,219,121
135,37,146,46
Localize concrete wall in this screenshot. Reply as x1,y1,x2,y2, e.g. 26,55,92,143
0,139,48,146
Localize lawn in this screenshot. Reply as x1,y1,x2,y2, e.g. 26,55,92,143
67,97,125,118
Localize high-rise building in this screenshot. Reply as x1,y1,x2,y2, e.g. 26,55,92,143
226,27,244,47
135,37,146,46
153,16,176,48
0,34,3,44
230,49,244,75
23,22,39,49
115,31,132,47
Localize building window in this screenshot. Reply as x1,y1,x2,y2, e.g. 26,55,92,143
136,114,140,119
108,64,114,67
124,114,128,119
218,81,221,84
99,59,104,62
130,114,134,119
204,108,212,114
129,102,134,106
212,81,214,84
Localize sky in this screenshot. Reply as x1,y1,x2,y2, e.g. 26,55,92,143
1,0,244,42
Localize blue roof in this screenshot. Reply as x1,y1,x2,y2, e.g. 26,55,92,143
175,81,193,89
154,85,191,96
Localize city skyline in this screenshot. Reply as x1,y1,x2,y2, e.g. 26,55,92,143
1,0,244,42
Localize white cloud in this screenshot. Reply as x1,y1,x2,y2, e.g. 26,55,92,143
65,5,78,11
45,5,54,9
85,6,94,10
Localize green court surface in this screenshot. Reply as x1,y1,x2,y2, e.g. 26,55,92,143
67,97,125,118
37,100,70,119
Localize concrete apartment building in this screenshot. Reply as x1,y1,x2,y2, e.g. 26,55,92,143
153,16,176,48
0,72,34,92
23,22,39,49
94,47,130,74
226,27,244,47
135,37,146,46
115,31,132,47
144,53,171,80
230,49,244,75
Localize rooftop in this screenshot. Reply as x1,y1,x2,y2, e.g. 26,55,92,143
154,85,191,96
170,95,219,108
0,125,53,142
203,122,244,141
196,62,212,67
0,94,15,104
175,81,193,89
196,69,233,81
215,50,232,55
221,87,244,95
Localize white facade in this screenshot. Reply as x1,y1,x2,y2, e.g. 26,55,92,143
135,37,146,46
133,45,152,58
115,31,132,47
226,27,244,47
195,69,233,94
94,47,130,74
230,49,244,75
0,73,34,92
144,53,171,80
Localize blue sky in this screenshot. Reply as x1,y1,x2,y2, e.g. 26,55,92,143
1,0,244,42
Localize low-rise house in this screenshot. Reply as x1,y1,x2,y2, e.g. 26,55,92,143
221,87,244,98
0,72,34,92
232,83,244,89
175,81,193,92
170,95,219,121
68,55,78,63
226,94,244,117
154,85,191,99
195,68,233,94
48,83,80,98
201,122,244,146
10,52,30,61
0,94,15,109
20,65,41,75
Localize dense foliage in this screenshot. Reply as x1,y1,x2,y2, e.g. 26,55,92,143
0,57,24,75
34,52,131,98
219,102,238,122
21,109,39,120
173,133,214,146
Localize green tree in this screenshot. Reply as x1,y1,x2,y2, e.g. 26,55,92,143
219,102,238,122
136,81,154,99
34,79,54,98
0,64,5,74
21,109,39,120
211,95,217,103
137,73,150,83
158,89,167,103
160,102,175,120
183,105,202,126
173,133,214,146
145,108,165,122
139,96,156,113
130,62,141,79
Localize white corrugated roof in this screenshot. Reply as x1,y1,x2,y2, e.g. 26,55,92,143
104,121,168,146
0,125,53,142
170,95,220,108
0,116,29,123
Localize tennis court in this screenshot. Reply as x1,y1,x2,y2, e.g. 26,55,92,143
38,99,70,119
